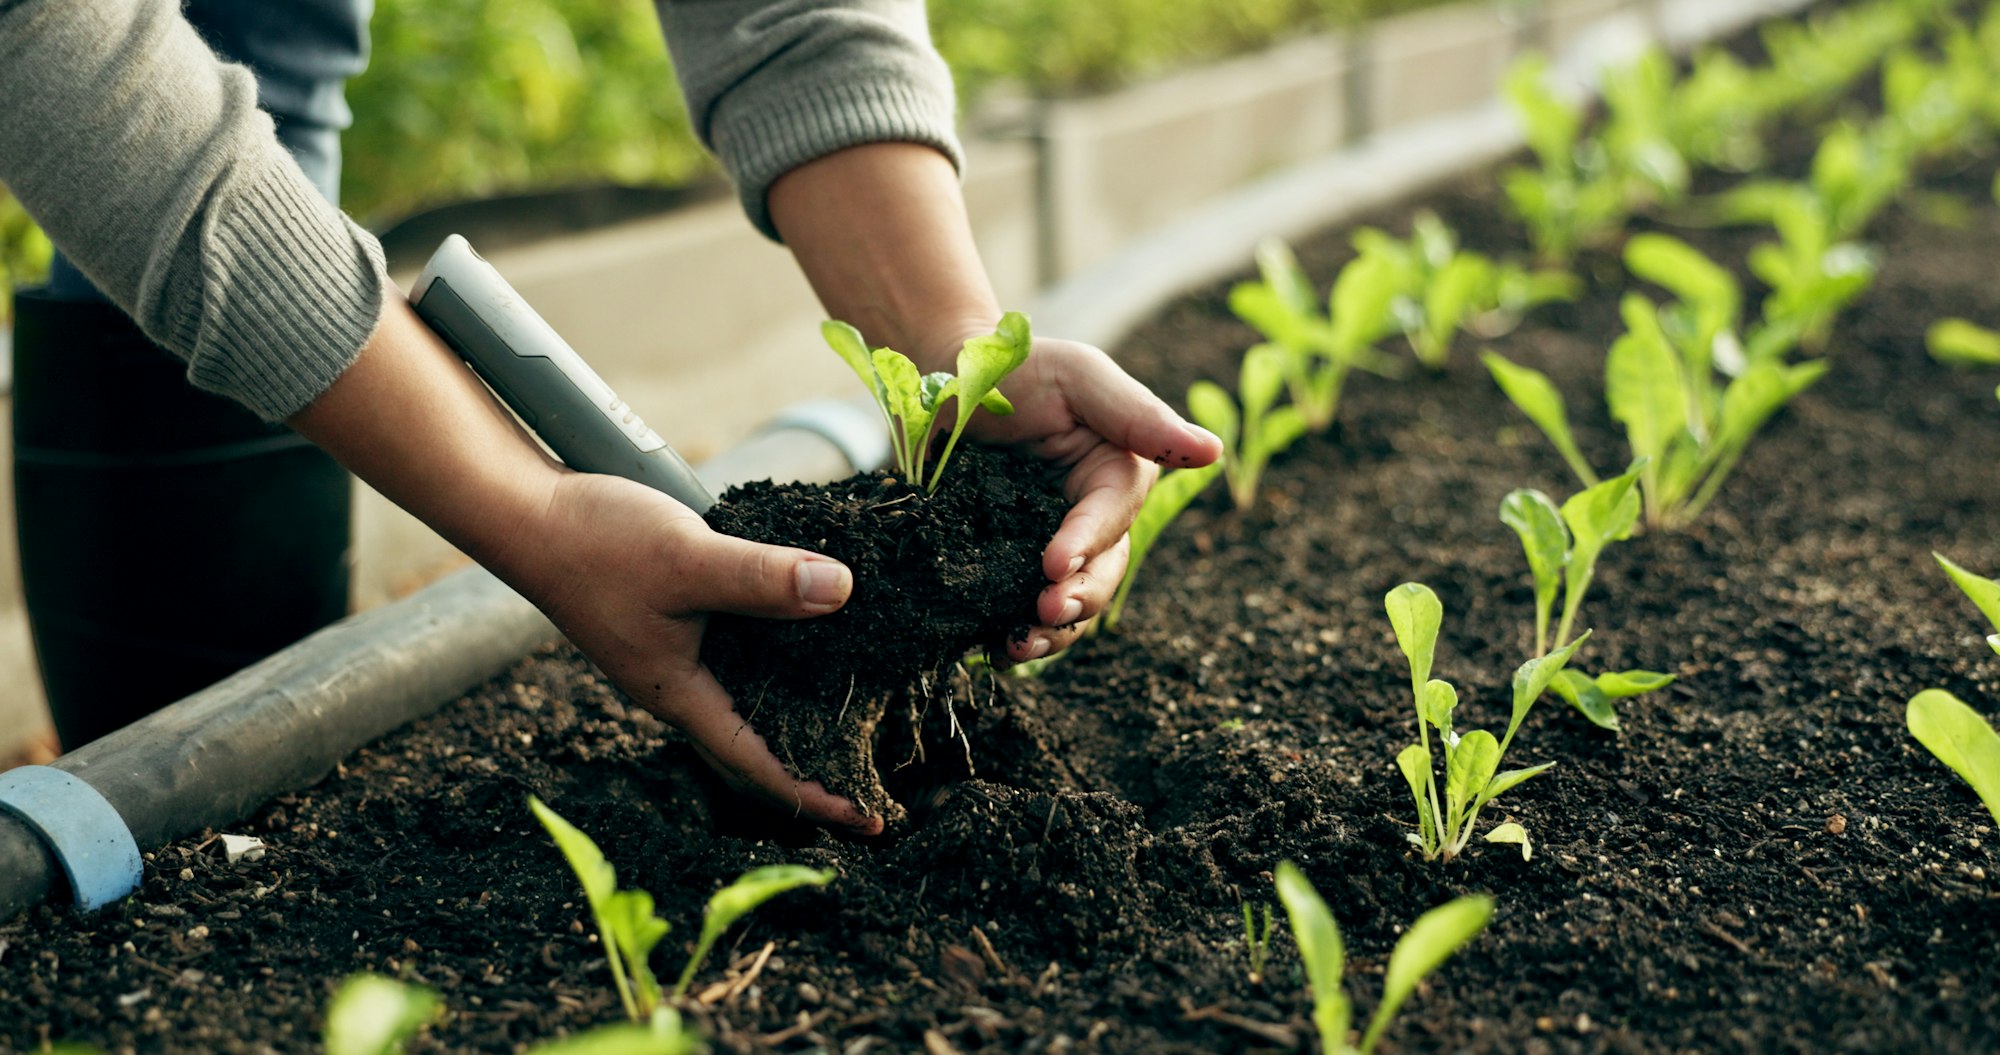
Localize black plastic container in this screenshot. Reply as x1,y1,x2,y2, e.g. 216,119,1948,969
11,287,352,749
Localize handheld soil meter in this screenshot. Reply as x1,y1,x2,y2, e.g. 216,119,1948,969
410,234,716,513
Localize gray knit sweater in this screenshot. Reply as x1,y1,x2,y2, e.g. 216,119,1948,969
0,0,960,421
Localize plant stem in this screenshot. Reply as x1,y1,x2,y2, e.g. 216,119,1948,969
598,923,640,1022
671,932,719,1000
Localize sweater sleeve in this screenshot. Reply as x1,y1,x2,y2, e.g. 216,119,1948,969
656,0,962,240
0,0,386,422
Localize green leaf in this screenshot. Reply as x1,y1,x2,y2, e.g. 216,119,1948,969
674,865,835,998
1187,381,1239,450
1274,861,1352,1055
1560,467,1643,555
1444,730,1500,836
1606,295,1688,490
1417,254,1494,367
1328,253,1402,358
929,312,1033,491
1906,690,2000,827
1936,553,2000,649
1420,679,1459,740
1483,822,1533,861
1478,762,1555,809
1397,743,1437,852
873,347,933,478
1356,895,1492,1055
523,1011,702,1055
822,320,885,412
602,889,669,1011
1927,318,2000,367
325,974,439,1055
1385,583,1443,699
1714,360,1826,452
1500,489,1569,651
1505,633,1590,748
1550,669,1620,731
530,796,615,912
1506,56,1579,173
1106,462,1224,629
1240,342,1290,422
1230,282,1320,355
1481,351,1599,486
1624,234,1739,371
1595,670,1677,698
1257,237,1319,318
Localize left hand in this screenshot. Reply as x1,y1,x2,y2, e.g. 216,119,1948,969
927,331,1223,662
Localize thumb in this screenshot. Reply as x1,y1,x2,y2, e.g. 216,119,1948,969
679,531,852,619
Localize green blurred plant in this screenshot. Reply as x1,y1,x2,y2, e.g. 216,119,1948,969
341,0,706,222
0,186,53,325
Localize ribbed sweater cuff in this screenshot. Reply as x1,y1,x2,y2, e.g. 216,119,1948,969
165,165,387,423
713,77,965,241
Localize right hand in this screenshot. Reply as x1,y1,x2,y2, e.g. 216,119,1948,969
512,470,881,835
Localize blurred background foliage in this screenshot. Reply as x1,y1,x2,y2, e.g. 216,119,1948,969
2,0,1455,320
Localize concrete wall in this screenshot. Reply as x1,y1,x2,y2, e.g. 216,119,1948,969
0,0,1663,758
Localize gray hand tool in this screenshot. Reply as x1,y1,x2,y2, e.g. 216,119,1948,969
410,234,715,513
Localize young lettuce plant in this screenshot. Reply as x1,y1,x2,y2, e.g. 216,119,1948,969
1385,582,1586,863
824,312,1031,493
1500,56,1629,265
1599,48,1692,211
1704,122,1908,243
1935,552,2000,656
1272,860,1490,1055
1501,474,1675,732
324,972,699,1055
1486,237,1828,530
530,797,834,1020
1187,346,1307,510
1906,690,2000,829
1229,238,1400,432
1105,460,1224,629
1360,211,1576,369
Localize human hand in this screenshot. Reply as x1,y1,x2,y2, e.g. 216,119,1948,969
512,471,883,835
922,331,1223,663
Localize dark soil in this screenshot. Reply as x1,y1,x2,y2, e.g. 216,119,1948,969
6,20,2000,1055
701,444,1067,821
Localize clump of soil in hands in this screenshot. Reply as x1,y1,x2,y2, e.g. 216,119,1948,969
701,443,1067,822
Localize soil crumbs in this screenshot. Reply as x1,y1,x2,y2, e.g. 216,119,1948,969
7,42,2000,1055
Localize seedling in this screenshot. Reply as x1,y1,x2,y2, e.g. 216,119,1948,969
671,864,834,998
1385,582,1585,862
1106,460,1224,629
1228,238,1399,433
1500,56,1630,265
1242,900,1274,985
1705,123,1908,243
1600,48,1692,210
1272,860,1490,1054
323,972,698,1055
530,797,835,1019
1187,345,1308,510
1907,690,2000,829
825,313,1031,493
1935,552,2000,656
1499,476,1675,732
1360,212,1576,369
1487,237,1828,530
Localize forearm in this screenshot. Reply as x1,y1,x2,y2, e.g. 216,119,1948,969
287,295,561,588
0,0,384,422
769,142,999,369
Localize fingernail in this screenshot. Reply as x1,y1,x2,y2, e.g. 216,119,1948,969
1063,554,1085,578
796,559,850,608
1190,424,1222,447
1057,598,1082,625
1027,637,1052,660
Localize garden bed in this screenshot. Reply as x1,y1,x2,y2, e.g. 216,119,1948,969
8,37,2000,1055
